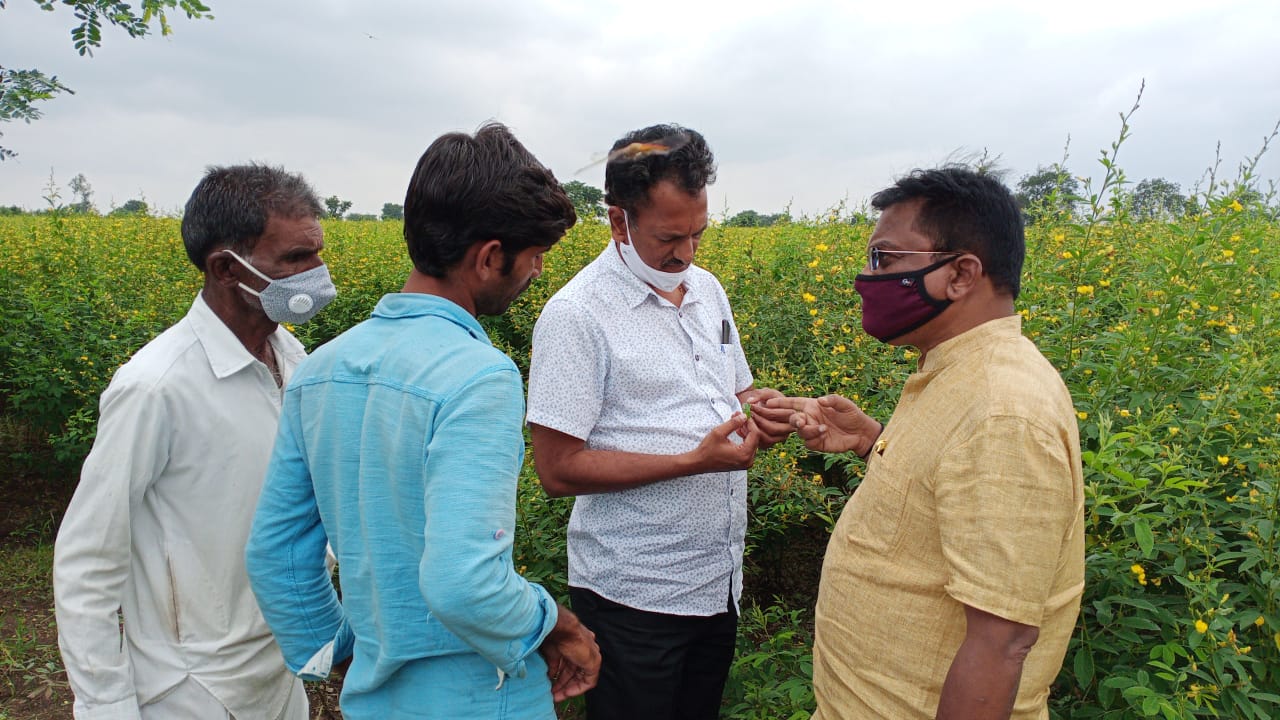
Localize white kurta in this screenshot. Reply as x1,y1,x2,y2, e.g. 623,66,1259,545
53,293,306,720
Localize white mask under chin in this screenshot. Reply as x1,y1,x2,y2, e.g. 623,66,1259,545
617,211,687,292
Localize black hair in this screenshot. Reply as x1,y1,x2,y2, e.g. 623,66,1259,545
871,166,1026,298
603,124,716,214
403,122,576,277
180,164,324,270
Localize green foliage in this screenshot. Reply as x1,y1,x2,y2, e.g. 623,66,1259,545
1,127,1278,716
1129,178,1187,221
323,195,352,220
726,209,790,228
1017,162,1082,224
380,202,403,221
0,0,212,158
109,198,148,216
562,180,605,223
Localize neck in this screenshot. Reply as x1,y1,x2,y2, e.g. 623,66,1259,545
402,269,477,316
914,297,1016,362
201,285,278,361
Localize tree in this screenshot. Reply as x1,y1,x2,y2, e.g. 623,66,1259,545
324,196,352,220
1128,178,1186,221
68,173,94,214
347,213,377,221
1015,164,1081,224
110,198,148,216
726,210,789,228
0,0,213,159
381,202,403,221
563,180,605,222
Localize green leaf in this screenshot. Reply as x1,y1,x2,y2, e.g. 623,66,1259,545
1073,647,1095,686
1135,519,1155,556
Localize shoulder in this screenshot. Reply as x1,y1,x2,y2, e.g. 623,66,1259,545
107,319,203,393
970,335,1076,434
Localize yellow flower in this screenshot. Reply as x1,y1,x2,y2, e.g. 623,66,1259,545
1230,199,1244,212
1256,616,1266,628
809,308,818,316
1077,285,1095,296
1222,249,1235,258
1061,251,1073,259
1076,411,1088,421
1169,427,1179,436
1195,620,1209,634
833,344,847,354
802,292,817,303
815,243,829,252
808,258,820,268
1119,409,1131,418
1218,455,1230,466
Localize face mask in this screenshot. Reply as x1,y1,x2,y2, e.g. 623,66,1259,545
616,210,687,292
225,249,336,324
854,255,956,343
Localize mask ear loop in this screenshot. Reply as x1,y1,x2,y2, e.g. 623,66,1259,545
223,249,274,297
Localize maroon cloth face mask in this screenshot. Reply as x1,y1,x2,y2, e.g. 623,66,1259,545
854,255,956,342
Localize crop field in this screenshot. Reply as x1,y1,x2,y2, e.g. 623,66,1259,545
1,178,1278,718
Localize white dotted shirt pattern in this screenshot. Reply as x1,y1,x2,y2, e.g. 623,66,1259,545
527,241,753,616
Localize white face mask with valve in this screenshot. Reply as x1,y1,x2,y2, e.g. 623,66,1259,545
616,210,687,292
225,249,336,324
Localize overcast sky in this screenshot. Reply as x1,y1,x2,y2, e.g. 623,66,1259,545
2,0,1278,217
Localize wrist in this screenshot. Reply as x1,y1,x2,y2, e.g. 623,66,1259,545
857,421,884,461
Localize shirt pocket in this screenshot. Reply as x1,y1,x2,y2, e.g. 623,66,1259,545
164,540,230,644
840,453,913,556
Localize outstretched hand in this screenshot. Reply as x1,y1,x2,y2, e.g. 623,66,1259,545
764,395,881,456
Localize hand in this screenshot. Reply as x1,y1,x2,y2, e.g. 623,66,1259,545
690,413,760,473
739,387,794,449
540,605,600,702
764,395,880,456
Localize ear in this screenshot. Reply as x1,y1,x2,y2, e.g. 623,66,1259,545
943,254,984,301
472,239,506,281
206,249,242,289
607,207,628,244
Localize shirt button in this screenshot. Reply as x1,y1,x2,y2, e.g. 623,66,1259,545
695,354,700,361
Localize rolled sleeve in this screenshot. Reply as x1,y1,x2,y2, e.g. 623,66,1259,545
246,388,351,678
420,366,558,676
935,415,1077,627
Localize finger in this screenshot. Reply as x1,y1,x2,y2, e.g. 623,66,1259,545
795,422,826,441
818,394,859,413
764,396,811,411
750,403,793,422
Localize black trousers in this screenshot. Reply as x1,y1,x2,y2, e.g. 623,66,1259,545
569,586,738,720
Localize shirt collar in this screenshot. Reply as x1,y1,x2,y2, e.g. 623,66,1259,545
918,314,1023,374
371,293,493,345
598,239,699,310
188,292,306,379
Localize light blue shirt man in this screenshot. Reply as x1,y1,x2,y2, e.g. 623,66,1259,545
246,294,561,719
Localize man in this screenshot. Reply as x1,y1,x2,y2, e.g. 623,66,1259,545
768,167,1084,719
244,123,600,719
53,164,336,719
526,124,791,720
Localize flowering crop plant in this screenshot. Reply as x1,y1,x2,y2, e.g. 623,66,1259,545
2,125,1278,718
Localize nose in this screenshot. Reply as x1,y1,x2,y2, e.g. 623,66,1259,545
675,236,697,265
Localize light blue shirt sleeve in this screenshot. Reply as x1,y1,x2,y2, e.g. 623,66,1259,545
245,390,354,679
419,366,557,676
